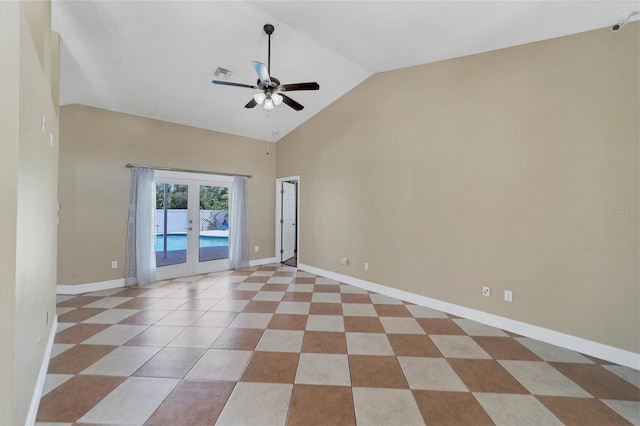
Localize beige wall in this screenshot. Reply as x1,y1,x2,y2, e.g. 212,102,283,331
58,105,276,285
0,1,59,424
277,25,639,353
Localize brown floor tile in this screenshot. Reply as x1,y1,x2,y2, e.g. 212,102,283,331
243,301,280,313
259,266,279,271
225,290,258,300
56,296,104,308
349,355,409,388
374,304,412,317
231,270,253,276
388,334,442,357
340,293,372,304
267,314,308,330
57,308,106,323
550,362,640,401
282,292,313,302
294,277,316,284
472,336,542,360
54,323,111,344
118,309,170,325
413,390,494,426
211,328,264,350
309,302,343,315
48,344,117,374
146,380,235,425
114,297,162,309
112,287,152,297
537,396,633,426
344,316,385,333
584,354,615,365
134,347,206,378
448,359,529,394
36,375,125,422
262,283,289,291
241,351,299,383
313,285,340,293
287,384,356,425
243,276,270,283
302,331,348,354
416,318,466,335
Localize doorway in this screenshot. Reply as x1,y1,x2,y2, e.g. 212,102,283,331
275,176,299,267
155,170,232,280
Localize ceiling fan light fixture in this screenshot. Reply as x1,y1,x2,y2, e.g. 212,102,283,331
264,97,275,110
272,93,283,106
254,92,266,105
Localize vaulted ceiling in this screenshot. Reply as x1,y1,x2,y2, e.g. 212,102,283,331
52,1,639,142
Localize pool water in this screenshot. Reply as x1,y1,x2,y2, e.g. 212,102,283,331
155,234,228,251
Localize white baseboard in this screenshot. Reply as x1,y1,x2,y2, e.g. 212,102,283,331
26,315,57,426
250,257,277,267
298,263,640,370
57,278,125,295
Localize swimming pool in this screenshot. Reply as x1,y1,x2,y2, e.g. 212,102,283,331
155,234,228,251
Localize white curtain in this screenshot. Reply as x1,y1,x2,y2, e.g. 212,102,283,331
229,176,249,270
124,166,156,286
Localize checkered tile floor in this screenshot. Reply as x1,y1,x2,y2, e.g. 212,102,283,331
38,264,639,425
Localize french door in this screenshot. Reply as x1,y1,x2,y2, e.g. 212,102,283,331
155,170,232,280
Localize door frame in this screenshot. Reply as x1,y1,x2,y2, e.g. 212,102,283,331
275,176,300,264
155,170,233,280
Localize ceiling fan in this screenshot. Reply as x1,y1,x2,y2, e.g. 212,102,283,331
212,24,320,111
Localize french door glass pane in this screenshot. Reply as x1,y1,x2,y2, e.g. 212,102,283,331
155,183,188,267
199,185,229,262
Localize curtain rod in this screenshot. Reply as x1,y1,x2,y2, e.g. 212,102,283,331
126,163,252,179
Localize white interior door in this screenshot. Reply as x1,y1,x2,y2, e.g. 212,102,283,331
281,181,296,262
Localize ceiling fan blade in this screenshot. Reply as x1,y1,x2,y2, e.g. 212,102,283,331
280,82,320,92
281,94,304,111
212,80,258,89
251,61,271,86
244,98,258,109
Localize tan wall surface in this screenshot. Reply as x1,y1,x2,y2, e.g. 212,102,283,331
277,25,639,353
58,105,276,285
0,1,59,423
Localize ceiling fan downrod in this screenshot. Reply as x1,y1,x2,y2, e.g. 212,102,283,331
264,24,274,76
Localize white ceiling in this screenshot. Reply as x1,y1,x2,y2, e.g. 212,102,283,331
52,1,639,142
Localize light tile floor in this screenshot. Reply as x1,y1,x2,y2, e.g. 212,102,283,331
37,264,639,425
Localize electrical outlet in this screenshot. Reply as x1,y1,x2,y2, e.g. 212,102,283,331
254,246,259,252
482,286,490,297
340,258,348,265
504,290,513,302
364,262,369,270
111,260,118,269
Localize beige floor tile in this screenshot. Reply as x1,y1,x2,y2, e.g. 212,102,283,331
256,329,304,352
124,325,185,346
77,377,179,424
80,346,160,376
499,360,591,397
604,364,640,388
191,311,237,327
275,301,310,314
515,337,593,363
346,332,394,355
209,299,249,312
339,284,368,294
430,335,492,359
216,382,293,426
154,310,204,326
380,317,425,334
228,312,273,329
352,387,425,425
82,324,147,345
185,349,252,381
342,303,378,317
306,315,345,332
42,374,74,396
398,357,468,391
253,291,285,301
369,294,404,305
167,326,225,348
602,399,640,425
405,304,449,318
311,293,341,303
473,393,563,425
145,298,189,310
453,319,509,336
295,353,351,386
83,297,134,309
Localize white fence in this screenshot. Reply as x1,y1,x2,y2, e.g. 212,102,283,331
155,209,228,234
